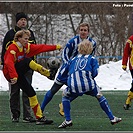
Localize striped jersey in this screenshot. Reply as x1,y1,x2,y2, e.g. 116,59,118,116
61,35,96,64
65,54,99,95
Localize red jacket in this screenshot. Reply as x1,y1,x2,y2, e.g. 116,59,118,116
3,41,58,81
122,35,133,70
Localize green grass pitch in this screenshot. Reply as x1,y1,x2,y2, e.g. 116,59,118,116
0,90,133,132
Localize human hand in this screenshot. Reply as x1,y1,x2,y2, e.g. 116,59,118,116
10,78,17,84
122,65,127,71
47,69,58,80
56,44,62,50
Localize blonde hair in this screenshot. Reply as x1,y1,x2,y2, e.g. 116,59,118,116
78,39,93,55
14,29,31,41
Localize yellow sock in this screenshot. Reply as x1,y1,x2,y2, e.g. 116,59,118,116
29,60,50,77
126,91,133,105
29,95,42,119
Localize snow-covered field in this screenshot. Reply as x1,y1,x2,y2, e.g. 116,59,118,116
0,60,131,91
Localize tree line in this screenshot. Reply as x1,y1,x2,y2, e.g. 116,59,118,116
0,2,133,65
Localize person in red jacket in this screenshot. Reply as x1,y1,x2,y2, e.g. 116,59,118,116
3,29,62,125
122,35,133,110
1,12,37,123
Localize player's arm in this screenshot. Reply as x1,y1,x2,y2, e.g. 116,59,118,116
91,57,99,78
4,48,18,83
61,41,74,64
122,39,132,70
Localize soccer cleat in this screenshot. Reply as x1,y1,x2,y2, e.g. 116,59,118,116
123,104,131,110
36,116,53,125
58,120,73,128
23,116,36,123
12,117,19,122
111,116,122,125
59,103,64,116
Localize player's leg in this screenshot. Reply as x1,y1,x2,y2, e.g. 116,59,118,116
15,58,53,125
88,85,122,125
97,95,122,125
29,60,50,77
41,82,63,112
17,74,53,125
22,69,36,123
58,88,74,128
124,70,133,110
59,95,78,116
41,64,68,112
9,83,20,122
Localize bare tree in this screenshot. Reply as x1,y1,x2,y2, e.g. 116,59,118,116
1,2,133,65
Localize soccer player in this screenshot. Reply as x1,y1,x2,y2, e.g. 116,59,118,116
2,29,62,125
1,12,36,122
41,22,96,114
58,39,122,128
122,35,133,110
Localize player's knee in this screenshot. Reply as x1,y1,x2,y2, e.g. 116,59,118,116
51,82,62,94
62,96,70,102
96,93,103,99
62,87,71,97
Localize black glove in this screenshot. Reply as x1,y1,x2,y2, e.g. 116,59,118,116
47,69,58,80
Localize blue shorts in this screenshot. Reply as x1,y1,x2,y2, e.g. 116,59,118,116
63,84,101,98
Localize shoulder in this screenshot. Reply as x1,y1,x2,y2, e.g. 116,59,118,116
69,35,79,43
126,36,133,45
8,43,17,48
28,29,35,36
87,37,96,45
128,35,133,41
5,29,14,35
87,55,97,61
3,29,15,43
6,44,18,52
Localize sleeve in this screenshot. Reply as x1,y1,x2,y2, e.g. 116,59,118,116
91,39,97,56
122,37,132,67
61,39,74,64
91,57,99,78
4,47,18,79
27,44,57,57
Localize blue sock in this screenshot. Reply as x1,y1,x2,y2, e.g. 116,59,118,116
41,90,53,112
98,96,114,120
62,96,71,121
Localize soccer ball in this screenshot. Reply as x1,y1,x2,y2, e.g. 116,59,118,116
47,57,61,69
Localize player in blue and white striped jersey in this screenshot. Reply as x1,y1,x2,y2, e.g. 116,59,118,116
62,35,96,64
41,22,96,114
58,39,122,128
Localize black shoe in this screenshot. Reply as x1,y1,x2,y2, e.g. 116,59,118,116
58,120,73,128
23,116,36,123
12,117,19,122
36,116,53,125
123,104,131,110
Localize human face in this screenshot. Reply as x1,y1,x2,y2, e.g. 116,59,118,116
16,18,27,29
18,34,29,47
79,26,89,40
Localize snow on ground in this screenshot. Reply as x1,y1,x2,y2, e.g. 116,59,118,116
0,60,131,91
